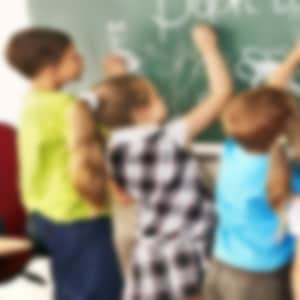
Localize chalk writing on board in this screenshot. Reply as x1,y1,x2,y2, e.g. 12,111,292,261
236,47,279,87
107,20,141,72
153,0,258,40
235,47,300,94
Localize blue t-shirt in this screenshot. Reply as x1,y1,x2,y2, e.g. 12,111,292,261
214,139,299,272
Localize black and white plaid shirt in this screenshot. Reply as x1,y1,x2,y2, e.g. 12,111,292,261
109,119,214,300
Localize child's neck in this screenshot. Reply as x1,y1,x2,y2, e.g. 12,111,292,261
134,117,164,128
32,75,61,92
245,144,272,154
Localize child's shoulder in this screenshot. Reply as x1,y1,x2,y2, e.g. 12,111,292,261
221,138,270,165
108,118,187,153
162,118,188,147
26,89,75,107
221,138,238,154
21,90,76,131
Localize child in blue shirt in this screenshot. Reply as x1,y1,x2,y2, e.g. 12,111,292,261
204,43,300,300
266,43,300,300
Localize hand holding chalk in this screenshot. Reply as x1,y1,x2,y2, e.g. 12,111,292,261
102,54,128,78
192,25,218,53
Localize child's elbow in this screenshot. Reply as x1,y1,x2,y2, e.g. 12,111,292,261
213,87,233,103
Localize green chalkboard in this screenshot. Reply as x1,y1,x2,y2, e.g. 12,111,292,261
27,0,300,141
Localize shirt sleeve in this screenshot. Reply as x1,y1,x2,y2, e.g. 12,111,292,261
164,118,188,147
287,198,300,237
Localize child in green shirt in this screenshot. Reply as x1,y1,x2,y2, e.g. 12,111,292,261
6,27,122,300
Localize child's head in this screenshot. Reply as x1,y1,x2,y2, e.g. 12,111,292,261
93,74,167,127
6,27,82,86
222,87,295,152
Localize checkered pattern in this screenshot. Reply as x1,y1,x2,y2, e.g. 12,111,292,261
109,120,214,300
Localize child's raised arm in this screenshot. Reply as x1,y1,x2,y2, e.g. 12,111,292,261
102,54,128,79
267,42,300,89
184,25,233,143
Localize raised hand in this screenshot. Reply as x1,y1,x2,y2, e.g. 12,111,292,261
192,25,218,53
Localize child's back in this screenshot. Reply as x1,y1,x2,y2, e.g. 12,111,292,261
205,87,296,300
215,138,296,271
19,89,99,221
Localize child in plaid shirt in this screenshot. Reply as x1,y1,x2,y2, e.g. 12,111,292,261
69,25,232,300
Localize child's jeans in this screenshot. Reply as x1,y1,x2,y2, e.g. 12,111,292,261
28,213,123,300
204,259,291,300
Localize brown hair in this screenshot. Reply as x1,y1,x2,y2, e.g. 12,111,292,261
6,27,71,78
94,74,153,127
68,75,153,205
222,87,295,152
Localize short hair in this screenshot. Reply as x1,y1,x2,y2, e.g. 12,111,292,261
93,75,153,127
222,87,296,151
6,27,72,78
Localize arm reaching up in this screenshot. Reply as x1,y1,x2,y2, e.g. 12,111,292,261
102,54,128,79
184,25,233,143
268,41,300,89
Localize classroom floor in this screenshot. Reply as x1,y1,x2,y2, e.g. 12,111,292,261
0,259,53,300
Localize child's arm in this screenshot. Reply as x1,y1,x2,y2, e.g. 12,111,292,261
287,198,300,300
268,143,291,211
267,42,300,89
184,25,233,143
109,179,135,205
0,238,32,256
293,240,300,300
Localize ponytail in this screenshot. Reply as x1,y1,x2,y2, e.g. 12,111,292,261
67,75,154,206
67,98,108,207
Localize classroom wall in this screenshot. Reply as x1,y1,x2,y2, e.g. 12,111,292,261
0,0,29,127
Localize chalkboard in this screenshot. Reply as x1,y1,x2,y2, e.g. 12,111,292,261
27,0,300,141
